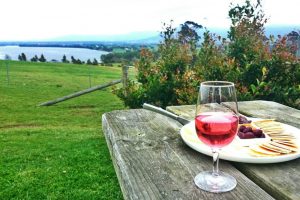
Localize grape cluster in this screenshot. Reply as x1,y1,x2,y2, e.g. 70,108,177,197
239,115,252,124
238,125,265,139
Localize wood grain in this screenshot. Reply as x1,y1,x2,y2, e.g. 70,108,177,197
168,100,300,200
237,100,300,129
102,109,274,200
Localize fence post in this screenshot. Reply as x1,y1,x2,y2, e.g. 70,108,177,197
122,65,129,97
6,61,9,85
88,65,92,88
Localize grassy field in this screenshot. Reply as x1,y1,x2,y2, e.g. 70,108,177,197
0,61,132,199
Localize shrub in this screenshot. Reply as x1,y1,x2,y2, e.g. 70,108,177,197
116,0,300,109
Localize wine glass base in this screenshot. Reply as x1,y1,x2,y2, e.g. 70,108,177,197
194,171,237,193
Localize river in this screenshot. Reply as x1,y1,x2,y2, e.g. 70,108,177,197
0,46,108,62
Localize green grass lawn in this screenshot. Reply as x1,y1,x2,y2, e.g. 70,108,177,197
0,61,130,199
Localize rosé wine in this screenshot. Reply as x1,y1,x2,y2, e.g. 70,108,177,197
195,112,239,148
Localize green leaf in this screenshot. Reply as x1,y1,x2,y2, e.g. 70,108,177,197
262,66,267,76
256,78,260,85
250,84,257,93
259,81,266,87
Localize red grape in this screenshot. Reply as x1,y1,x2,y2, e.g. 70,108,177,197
244,132,255,139
253,129,263,137
239,116,252,124
238,125,265,139
243,127,252,133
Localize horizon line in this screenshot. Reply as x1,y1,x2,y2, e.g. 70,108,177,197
0,24,299,42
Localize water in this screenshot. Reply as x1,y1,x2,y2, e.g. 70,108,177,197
0,46,108,62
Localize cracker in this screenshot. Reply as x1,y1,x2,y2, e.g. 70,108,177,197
271,137,295,141
269,141,298,152
249,145,281,155
270,140,296,145
260,143,291,154
248,149,273,157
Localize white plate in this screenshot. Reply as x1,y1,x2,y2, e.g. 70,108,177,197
180,120,300,163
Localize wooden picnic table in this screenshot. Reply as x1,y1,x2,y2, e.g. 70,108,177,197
102,100,300,200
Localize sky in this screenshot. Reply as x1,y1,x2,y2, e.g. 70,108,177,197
0,0,299,41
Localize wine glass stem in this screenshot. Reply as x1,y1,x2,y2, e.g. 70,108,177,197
212,149,219,176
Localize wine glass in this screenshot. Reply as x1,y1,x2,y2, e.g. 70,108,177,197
194,81,239,193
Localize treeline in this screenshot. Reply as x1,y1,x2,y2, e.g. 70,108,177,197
101,48,159,65
101,50,140,65
17,53,99,65
18,53,46,62
63,55,99,65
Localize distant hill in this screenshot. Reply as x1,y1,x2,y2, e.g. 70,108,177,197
207,25,300,38
136,25,300,44
51,31,161,44
1,25,299,45
19,25,300,44
264,25,300,37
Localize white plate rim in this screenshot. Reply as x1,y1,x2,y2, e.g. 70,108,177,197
180,120,300,163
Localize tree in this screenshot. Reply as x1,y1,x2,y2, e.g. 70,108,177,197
21,53,27,61
286,31,300,55
86,59,92,65
30,55,39,62
115,0,300,110
92,59,98,65
178,21,202,45
70,56,82,64
226,0,300,108
76,59,82,64
18,53,27,61
228,0,268,67
101,53,114,64
71,56,76,64
178,21,203,66
39,54,46,62
4,55,11,60
62,54,69,63
116,21,202,108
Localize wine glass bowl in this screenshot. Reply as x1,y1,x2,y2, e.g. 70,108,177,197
194,81,239,193
195,112,238,148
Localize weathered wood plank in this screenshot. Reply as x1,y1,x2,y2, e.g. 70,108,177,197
166,101,300,129
167,100,300,200
102,109,274,200
237,100,300,129
233,161,300,200
166,105,195,121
